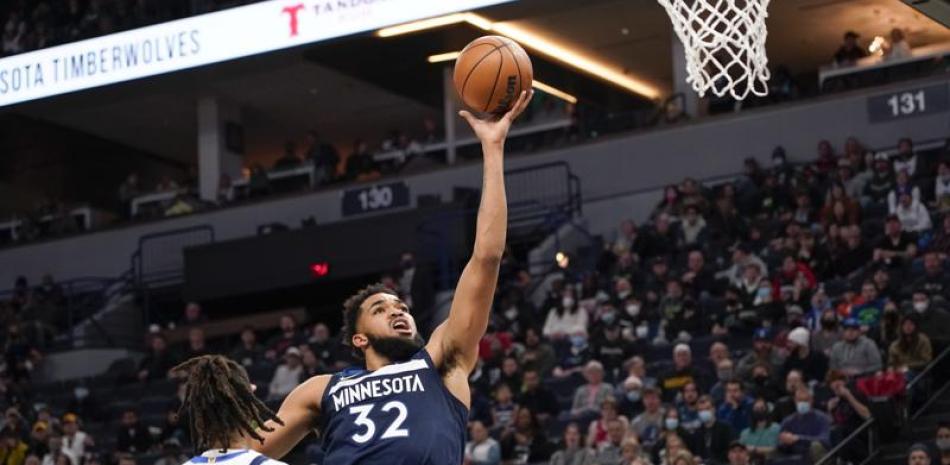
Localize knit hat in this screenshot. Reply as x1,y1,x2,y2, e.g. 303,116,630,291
787,327,810,348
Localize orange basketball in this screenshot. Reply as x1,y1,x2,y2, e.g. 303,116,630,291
453,36,533,115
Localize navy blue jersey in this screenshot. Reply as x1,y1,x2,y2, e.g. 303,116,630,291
319,349,468,465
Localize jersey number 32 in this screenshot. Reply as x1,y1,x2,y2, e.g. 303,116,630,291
348,401,409,443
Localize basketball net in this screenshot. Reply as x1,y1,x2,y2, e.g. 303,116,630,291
657,0,771,100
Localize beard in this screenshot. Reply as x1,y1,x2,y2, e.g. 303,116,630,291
366,333,425,363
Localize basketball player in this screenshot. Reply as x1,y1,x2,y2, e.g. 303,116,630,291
173,355,287,465
253,90,533,465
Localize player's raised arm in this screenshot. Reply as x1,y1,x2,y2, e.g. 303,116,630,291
429,90,533,373
254,374,331,458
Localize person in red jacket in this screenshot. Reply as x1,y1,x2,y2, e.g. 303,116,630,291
771,255,817,301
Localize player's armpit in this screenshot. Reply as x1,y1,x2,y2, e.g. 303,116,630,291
254,374,330,459
429,257,500,374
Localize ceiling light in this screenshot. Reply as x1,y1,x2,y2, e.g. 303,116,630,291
427,51,460,63
379,12,661,100
531,80,577,104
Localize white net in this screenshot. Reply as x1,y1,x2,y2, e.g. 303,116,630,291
658,0,771,100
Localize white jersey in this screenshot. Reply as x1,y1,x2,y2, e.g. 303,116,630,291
181,449,286,465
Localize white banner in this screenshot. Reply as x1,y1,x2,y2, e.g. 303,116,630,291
0,0,513,107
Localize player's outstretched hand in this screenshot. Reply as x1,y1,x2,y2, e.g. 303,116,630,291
459,89,533,147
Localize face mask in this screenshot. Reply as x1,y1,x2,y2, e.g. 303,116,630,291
635,325,649,339
74,387,89,400
602,312,617,325
821,319,837,329
936,438,950,452
570,335,586,348
664,418,679,431
913,302,928,313
752,411,769,424
562,298,575,309
626,304,641,317
626,390,642,403
618,290,631,300
796,402,811,414
504,307,518,320
772,158,785,168
698,410,714,423
717,369,733,381
754,375,768,385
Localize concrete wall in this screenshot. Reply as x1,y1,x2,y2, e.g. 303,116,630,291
2,77,948,286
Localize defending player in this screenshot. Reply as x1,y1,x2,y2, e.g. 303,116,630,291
173,355,287,465
253,90,533,465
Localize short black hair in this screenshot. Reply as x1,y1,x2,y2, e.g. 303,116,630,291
341,283,399,358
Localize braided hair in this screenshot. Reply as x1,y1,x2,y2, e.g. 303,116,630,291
172,355,284,454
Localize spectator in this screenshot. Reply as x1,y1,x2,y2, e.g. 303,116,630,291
777,387,831,462
230,326,264,368
587,398,628,450
910,290,950,347
571,362,613,417
834,31,868,65
520,327,557,376
266,314,304,359
677,381,701,431
592,322,629,382
594,419,626,465
812,309,842,355
659,408,690,449
153,438,187,465
299,346,322,378
745,363,783,403
268,347,304,400
909,444,932,465
137,334,177,382
465,421,501,465
782,327,829,383
935,161,950,211
0,426,28,465
307,323,339,370
657,433,689,465
888,313,933,374
617,375,645,418
710,359,735,405
885,28,912,60
304,130,340,186
888,171,922,213
689,395,735,465
115,409,152,454
157,409,184,445
117,173,141,216
345,140,379,182
543,288,588,341
874,215,918,268
737,329,784,382
677,205,708,248
739,399,779,458
727,441,750,465
490,383,516,434
517,369,558,424
619,438,650,465
660,344,706,402
500,407,552,464
247,163,270,198
864,155,896,208
273,142,302,170
717,245,769,288
180,302,206,326
681,250,716,300
894,190,932,233
548,423,595,465
27,422,49,458
932,423,950,465
828,318,882,376
630,387,665,448
717,380,753,434
183,328,210,359
59,414,91,461
826,370,871,462
912,252,949,300
894,138,925,179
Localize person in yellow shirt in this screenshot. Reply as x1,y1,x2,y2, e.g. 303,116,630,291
0,429,30,465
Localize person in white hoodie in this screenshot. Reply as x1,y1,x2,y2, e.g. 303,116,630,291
894,191,932,233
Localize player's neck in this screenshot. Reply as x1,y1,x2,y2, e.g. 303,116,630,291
363,350,393,371
207,433,253,452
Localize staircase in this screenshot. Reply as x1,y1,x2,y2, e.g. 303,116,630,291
872,385,950,465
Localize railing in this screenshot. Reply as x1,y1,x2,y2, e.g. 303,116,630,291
815,343,950,465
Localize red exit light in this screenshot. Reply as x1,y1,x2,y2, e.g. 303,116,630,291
310,262,330,277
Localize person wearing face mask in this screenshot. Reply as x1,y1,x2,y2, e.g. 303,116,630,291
781,327,828,383
929,423,950,465
739,399,779,459
652,408,691,465
686,396,735,465
617,375,645,418
593,321,631,383
812,310,842,356
908,290,950,347
776,387,830,462
710,359,735,405
737,329,785,383
543,288,588,342
744,364,783,404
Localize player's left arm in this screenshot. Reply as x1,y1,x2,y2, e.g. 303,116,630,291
427,90,533,373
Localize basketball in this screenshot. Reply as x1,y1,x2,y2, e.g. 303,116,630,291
453,36,533,115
